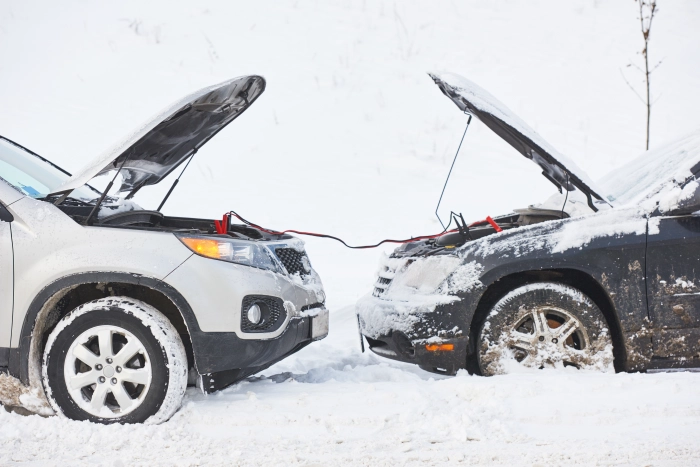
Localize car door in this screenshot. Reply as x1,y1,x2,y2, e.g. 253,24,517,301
0,203,13,356
646,212,700,367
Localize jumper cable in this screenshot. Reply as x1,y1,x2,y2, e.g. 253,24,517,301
222,211,502,249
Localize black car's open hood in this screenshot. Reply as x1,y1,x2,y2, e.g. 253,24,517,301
50,75,266,197
429,72,607,209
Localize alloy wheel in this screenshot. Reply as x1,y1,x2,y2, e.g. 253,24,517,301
62,325,152,418
506,307,591,369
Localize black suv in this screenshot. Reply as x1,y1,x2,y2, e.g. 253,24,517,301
357,72,700,376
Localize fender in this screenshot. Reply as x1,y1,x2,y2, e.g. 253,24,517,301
454,249,642,370
478,252,644,329
445,259,615,337
13,271,201,384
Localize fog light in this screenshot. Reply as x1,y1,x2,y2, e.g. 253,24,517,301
247,304,262,324
425,343,454,352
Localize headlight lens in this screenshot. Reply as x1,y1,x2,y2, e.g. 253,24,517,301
177,235,283,273
393,256,461,293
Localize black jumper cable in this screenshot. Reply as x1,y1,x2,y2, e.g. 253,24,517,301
213,112,503,248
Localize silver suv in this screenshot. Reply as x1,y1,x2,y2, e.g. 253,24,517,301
0,75,329,424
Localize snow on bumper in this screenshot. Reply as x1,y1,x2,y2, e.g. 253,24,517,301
356,293,469,374
355,254,486,373
356,255,484,339
356,293,456,340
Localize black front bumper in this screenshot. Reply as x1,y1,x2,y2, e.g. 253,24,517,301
364,332,468,375
192,316,318,393
357,291,472,375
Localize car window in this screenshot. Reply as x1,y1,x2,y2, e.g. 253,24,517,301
0,138,98,201
0,157,51,198
597,130,700,207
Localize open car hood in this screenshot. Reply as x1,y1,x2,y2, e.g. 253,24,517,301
50,75,266,197
429,72,606,210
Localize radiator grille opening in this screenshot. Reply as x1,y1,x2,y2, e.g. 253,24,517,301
275,248,310,277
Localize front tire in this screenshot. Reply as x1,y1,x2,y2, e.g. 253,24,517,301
42,297,188,424
478,282,613,375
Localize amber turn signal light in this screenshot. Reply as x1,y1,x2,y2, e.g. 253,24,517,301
179,237,222,259
425,343,454,352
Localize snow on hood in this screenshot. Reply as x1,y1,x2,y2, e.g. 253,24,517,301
49,75,266,197
429,72,607,210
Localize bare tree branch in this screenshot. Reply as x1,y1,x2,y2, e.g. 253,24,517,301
650,58,665,74
620,68,647,105
633,0,658,150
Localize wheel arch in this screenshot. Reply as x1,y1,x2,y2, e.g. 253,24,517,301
14,272,202,387
466,268,627,373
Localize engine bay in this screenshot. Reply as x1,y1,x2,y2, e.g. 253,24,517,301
395,206,568,257
55,202,284,241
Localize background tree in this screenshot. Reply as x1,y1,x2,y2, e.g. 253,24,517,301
622,0,660,150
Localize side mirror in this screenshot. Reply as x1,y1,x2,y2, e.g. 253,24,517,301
0,202,13,222
663,180,700,216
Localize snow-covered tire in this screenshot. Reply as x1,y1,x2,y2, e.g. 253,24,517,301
478,282,613,376
42,297,188,424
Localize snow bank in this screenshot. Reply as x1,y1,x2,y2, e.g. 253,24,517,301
0,374,53,416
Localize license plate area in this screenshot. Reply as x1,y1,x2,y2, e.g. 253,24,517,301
311,308,329,340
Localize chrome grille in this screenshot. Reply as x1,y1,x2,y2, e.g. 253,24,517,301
372,266,396,297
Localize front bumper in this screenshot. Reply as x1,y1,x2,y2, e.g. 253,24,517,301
356,293,468,375
365,333,468,375
164,247,329,391
197,307,329,393
166,253,325,336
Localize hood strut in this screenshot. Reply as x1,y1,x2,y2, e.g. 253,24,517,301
156,149,197,211
435,112,473,228
429,72,609,211
84,151,134,225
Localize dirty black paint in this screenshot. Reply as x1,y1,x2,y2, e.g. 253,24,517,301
364,209,700,375
647,215,700,365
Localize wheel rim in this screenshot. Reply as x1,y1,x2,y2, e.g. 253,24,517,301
504,306,591,369
63,325,152,418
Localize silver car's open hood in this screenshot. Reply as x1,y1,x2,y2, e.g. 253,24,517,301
50,75,266,197
429,72,607,210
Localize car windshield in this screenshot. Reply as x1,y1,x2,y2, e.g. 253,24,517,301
0,137,99,201
597,129,700,206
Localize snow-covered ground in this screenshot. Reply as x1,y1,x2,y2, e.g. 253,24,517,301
1,1,700,465
2,306,700,466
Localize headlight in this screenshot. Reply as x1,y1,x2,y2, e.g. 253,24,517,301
392,256,461,293
176,234,283,273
